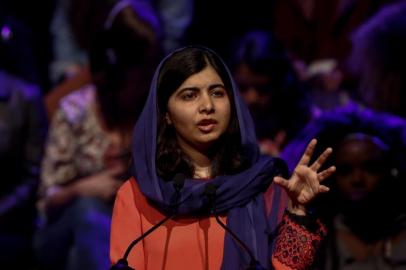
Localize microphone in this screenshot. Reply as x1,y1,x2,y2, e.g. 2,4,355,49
110,173,186,270
204,183,266,270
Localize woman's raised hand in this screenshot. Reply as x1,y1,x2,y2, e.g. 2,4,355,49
274,139,336,215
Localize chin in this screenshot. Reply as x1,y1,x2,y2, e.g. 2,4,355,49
195,134,223,147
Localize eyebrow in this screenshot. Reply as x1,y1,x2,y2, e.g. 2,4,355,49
178,84,225,92
208,84,225,90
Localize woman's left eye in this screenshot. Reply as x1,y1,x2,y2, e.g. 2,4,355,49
211,89,226,97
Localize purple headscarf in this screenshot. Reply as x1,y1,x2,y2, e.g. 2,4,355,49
131,46,287,269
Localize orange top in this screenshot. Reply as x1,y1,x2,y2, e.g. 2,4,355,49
110,178,324,270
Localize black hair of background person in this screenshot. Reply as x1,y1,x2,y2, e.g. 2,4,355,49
184,0,275,64
0,0,54,93
66,0,163,132
348,0,406,119
230,30,312,147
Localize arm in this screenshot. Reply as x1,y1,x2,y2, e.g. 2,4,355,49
271,139,335,269
40,108,122,219
110,179,145,270
271,211,327,270
39,107,80,218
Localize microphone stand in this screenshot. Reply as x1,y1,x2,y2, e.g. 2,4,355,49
205,184,267,270
110,174,185,270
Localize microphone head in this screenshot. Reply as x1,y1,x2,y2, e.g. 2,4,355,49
204,183,218,213
204,183,217,200
173,173,185,191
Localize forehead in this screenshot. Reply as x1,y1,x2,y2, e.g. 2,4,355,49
336,137,385,162
177,66,224,89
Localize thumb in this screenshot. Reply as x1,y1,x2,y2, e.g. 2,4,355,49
273,176,289,189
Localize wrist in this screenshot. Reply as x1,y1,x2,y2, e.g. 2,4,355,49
288,200,307,216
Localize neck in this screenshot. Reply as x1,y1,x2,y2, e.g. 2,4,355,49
177,139,213,179
194,165,211,179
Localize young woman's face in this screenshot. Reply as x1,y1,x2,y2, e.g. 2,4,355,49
166,65,231,153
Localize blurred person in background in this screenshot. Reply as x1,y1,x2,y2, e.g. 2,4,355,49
281,104,406,269
348,1,406,119
33,0,162,269
271,0,394,111
231,30,313,156
49,0,192,86
0,14,48,268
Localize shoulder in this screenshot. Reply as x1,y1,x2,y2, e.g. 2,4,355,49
258,155,289,178
59,84,96,123
115,177,163,218
118,176,141,193
116,177,145,205
117,177,138,197
0,71,42,102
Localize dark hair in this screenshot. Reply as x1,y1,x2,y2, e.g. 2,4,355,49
156,47,248,180
68,0,161,132
349,2,406,117
231,30,312,144
232,30,291,81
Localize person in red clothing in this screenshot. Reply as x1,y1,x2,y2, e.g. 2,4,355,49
110,46,335,270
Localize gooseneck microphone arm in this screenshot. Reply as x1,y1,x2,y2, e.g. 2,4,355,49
110,174,185,270
204,184,266,270
123,214,173,260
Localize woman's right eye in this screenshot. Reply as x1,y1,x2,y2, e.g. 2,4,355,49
180,91,196,100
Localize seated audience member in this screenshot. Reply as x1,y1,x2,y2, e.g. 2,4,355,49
0,73,47,268
0,14,48,268
33,0,161,269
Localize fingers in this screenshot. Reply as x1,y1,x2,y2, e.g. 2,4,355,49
292,166,327,197
298,139,317,166
303,169,320,195
319,185,330,193
317,166,336,182
310,147,333,171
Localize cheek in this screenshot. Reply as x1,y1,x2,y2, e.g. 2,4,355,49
364,175,382,191
167,106,194,132
221,100,231,126
336,177,351,191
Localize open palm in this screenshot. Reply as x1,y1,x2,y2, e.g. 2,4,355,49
274,139,336,208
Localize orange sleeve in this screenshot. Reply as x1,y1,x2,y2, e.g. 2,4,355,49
271,212,327,270
110,179,145,270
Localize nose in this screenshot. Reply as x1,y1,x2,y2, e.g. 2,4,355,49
349,168,366,187
199,93,215,114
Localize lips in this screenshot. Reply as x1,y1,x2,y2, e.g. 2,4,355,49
347,189,367,201
197,119,218,133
